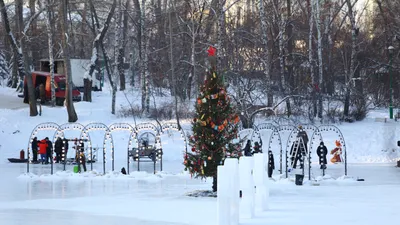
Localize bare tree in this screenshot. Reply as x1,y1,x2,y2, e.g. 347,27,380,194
258,0,273,107
168,0,181,129
140,0,150,113
314,0,323,119
0,0,38,116
118,0,129,91
40,0,56,107
60,0,78,122
307,0,317,117
85,0,117,102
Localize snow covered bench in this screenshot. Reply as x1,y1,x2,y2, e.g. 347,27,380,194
374,117,387,123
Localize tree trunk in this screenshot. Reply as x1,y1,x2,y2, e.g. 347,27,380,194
113,0,124,114
286,0,294,117
11,54,18,88
187,20,195,99
169,1,181,129
344,0,361,118
217,0,225,70
308,0,317,118
100,42,116,114
259,0,273,107
0,0,38,116
79,2,87,58
133,0,141,86
140,0,147,112
60,0,78,122
83,78,92,102
44,0,56,107
315,0,323,119
129,51,135,86
29,0,37,70
119,0,129,91
144,41,150,113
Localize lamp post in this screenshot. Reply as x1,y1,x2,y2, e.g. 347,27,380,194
388,46,394,119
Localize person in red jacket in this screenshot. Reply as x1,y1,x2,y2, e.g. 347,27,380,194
38,138,48,164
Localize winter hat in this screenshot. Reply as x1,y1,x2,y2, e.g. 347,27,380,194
320,142,324,145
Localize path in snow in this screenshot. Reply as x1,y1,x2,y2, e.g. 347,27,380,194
0,93,26,110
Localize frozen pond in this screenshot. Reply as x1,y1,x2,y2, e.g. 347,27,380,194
0,160,400,225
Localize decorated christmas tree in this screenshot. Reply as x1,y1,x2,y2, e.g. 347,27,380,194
184,46,241,192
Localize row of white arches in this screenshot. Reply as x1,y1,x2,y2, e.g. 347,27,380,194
237,123,347,179
26,122,347,179
26,122,188,175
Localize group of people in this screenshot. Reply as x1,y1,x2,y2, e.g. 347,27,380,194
30,137,87,172
31,137,68,164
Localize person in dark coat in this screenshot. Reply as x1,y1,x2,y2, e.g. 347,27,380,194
316,141,328,169
54,137,63,163
297,125,309,151
39,83,45,104
31,137,38,162
268,150,275,178
243,140,252,156
45,137,53,164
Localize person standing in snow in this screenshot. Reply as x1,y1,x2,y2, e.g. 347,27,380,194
31,137,38,162
243,140,252,156
316,142,328,169
38,138,48,164
45,137,53,164
39,83,45,104
54,137,63,163
297,125,309,151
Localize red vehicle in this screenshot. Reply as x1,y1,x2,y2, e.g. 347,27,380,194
23,71,81,106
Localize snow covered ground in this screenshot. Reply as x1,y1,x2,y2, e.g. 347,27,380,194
0,86,400,225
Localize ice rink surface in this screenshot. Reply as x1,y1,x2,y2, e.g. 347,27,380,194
1,161,400,225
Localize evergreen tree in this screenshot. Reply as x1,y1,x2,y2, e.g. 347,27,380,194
184,46,241,192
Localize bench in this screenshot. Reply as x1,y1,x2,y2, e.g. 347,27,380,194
374,117,387,123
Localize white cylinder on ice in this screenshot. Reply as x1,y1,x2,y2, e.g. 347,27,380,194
224,158,240,225
217,165,230,225
239,156,255,219
253,153,269,211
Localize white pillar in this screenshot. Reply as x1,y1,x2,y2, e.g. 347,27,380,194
253,153,269,211
224,158,240,225
239,156,255,219
217,165,230,225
